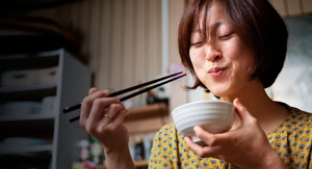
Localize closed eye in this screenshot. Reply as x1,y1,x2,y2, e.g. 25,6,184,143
218,32,234,39
190,41,203,46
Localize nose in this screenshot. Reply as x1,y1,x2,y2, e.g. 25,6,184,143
205,43,221,62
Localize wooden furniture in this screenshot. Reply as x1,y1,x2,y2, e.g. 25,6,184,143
125,103,169,134
127,103,170,169
96,160,149,169
0,48,91,169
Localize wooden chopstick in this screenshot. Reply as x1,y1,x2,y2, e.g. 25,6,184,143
64,72,186,122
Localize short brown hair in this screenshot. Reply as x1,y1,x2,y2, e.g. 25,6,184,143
178,0,288,89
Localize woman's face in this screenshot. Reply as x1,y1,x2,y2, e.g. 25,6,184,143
189,2,256,98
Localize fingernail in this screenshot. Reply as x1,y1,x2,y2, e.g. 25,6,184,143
194,126,200,132
101,91,108,96
234,98,241,105
184,136,190,143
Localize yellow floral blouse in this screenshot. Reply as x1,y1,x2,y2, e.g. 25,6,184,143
148,105,312,169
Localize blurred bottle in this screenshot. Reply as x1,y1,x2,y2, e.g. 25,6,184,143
78,139,90,163
146,90,157,105
134,136,145,161
90,137,103,165
143,137,153,160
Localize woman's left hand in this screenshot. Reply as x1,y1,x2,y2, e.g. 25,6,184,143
184,98,286,169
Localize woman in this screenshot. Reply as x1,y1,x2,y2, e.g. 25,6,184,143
79,0,312,168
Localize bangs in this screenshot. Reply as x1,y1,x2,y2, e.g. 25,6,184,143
192,0,214,43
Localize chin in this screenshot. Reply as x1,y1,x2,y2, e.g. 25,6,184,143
209,86,232,98
209,90,226,98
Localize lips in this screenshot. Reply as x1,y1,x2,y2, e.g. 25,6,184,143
208,67,226,76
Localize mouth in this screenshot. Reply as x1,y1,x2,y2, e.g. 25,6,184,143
208,67,227,76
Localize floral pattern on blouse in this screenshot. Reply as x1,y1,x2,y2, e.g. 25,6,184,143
148,105,312,169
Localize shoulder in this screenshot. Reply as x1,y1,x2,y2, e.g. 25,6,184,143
287,106,312,125
282,105,312,136
269,104,312,168
270,103,312,138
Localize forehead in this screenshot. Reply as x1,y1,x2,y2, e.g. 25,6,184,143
193,1,230,29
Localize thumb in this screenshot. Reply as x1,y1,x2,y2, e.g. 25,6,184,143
233,98,253,124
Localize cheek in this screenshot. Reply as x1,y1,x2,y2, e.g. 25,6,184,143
224,39,255,73
247,62,256,74
189,49,204,68
239,50,255,75
222,40,243,60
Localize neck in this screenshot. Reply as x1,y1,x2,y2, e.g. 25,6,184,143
219,79,288,133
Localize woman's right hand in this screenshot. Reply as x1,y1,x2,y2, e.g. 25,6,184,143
79,88,130,153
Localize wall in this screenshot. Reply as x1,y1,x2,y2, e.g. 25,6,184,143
56,0,163,93
53,0,312,110
269,0,312,17
269,14,312,112
54,0,188,110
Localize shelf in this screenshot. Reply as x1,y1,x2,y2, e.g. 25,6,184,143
134,160,149,167
0,113,55,122
0,83,57,93
0,83,57,101
0,118,54,139
126,103,168,120
0,144,53,155
0,48,91,169
0,54,59,70
124,103,169,134
96,160,149,169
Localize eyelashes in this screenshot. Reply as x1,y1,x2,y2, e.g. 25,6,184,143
190,41,203,46
218,32,234,39
190,31,235,46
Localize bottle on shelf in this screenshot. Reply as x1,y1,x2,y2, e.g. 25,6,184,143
134,136,145,161
90,137,103,165
78,139,90,163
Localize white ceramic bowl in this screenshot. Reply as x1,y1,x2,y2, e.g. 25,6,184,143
171,100,235,142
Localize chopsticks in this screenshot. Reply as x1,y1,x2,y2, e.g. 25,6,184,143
63,71,186,122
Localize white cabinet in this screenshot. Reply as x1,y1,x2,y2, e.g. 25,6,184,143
0,48,91,169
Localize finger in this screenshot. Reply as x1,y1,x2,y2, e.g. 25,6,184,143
184,135,219,158
104,103,126,121
86,98,121,130
233,98,251,124
89,88,109,95
89,87,98,94
193,126,223,146
233,98,257,129
80,90,109,126
107,109,129,130
97,104,126,132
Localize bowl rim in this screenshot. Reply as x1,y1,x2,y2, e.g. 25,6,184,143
172,100,234,114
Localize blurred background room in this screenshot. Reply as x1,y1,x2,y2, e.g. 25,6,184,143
0,0,311,169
